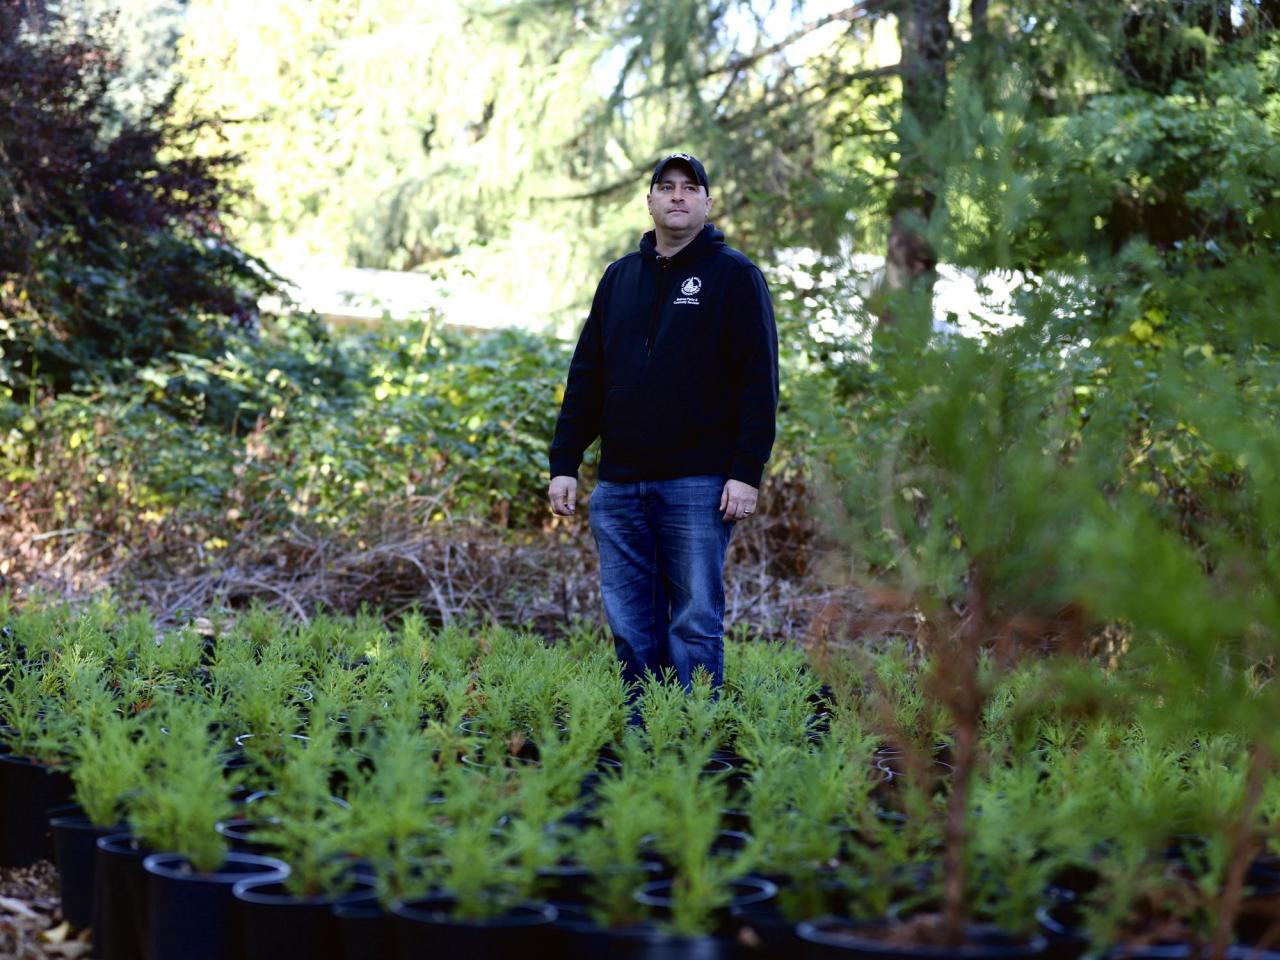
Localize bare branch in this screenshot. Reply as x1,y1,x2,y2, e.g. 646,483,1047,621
701,0,892,83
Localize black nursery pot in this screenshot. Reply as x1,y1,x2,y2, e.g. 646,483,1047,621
730,872,847,960
554,908,741,960
1036,894,1089,960
215,816,282,856
0,751,75,866
333,893,397,960
48,806,122,930
538,860,596,905
1105,946,1280,960
731,903,803,960
797,919,1047,960
143,851,290,960
93,832,153,960
391,895,558,960
633,876,778,934
233,876,377,960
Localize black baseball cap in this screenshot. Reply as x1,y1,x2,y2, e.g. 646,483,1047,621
650,153,710,192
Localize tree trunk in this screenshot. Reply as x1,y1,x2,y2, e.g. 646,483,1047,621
1259,0,1280,31
970,0,989,38
878,0,951,341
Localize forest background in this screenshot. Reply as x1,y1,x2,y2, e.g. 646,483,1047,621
1,0,1279,657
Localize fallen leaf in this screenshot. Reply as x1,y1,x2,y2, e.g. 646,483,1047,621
42,920,71,943
45,941,93,958
0,895,40,920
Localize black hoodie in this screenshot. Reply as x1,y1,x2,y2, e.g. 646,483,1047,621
549,224,778,487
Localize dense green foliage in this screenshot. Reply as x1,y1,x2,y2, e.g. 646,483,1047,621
0,1,1275,647
1,321,571,539
0,2,273,395
2,597,1278,946
2,2,1279,951
804,12,1280,615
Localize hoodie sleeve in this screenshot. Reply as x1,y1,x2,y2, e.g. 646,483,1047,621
725,263,779,488
548,271,610,479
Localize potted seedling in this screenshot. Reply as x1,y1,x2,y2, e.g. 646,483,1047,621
504,720,607,905
212,639,305,764
636,745,775,946
334,721,447,960
0,657,76,865
734,733,880,953
725,635,825,752
131,697,289,960
233,725,374,960
55,710,148,929
569,758,664,943
391,764,558,959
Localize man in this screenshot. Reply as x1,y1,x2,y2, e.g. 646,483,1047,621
547,153,778,692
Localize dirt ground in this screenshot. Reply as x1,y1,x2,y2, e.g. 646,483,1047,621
0,861,91,959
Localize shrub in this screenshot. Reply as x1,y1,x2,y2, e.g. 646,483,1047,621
0,1,274,395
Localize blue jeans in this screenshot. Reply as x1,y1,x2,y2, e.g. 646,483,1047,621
588,475,735,691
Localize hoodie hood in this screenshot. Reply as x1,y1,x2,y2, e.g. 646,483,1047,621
639,223,725,263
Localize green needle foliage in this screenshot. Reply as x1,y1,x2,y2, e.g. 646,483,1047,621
251,724,356,898
70,712,147,828
128,696,237,873
575,766,664,929
345,723,442,902
4,591,1280,951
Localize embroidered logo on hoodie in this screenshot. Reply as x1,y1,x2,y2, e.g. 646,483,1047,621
674,276,702,305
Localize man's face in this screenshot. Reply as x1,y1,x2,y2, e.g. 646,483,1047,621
646,165,712,235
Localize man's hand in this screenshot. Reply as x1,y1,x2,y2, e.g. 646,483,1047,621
548,475,578,516
719,479,758,522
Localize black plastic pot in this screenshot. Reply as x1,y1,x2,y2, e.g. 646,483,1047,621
333,892,396,960
538,860,596,905
233,732,311,750
1105,947,1280,959
457,718,488,738
634,876,778,934
142,851,290,960
391,895,558,960
555,911,740,960
579,755,625,801
730,903,803,959
0,751,75,866
48,805,122,930
241,788,351,811
459,748,541,771
214,816,282,856
638,831,758,882
710,748,752,783
715,759,754,794
233,876,378,960
731,870,847,958
712,829,753,857
93,832,153,960
1036,894,1088,960
874,757,956,784
221,751,253,776
797,919,1047,959
539,860,661,906
703,756,736,778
